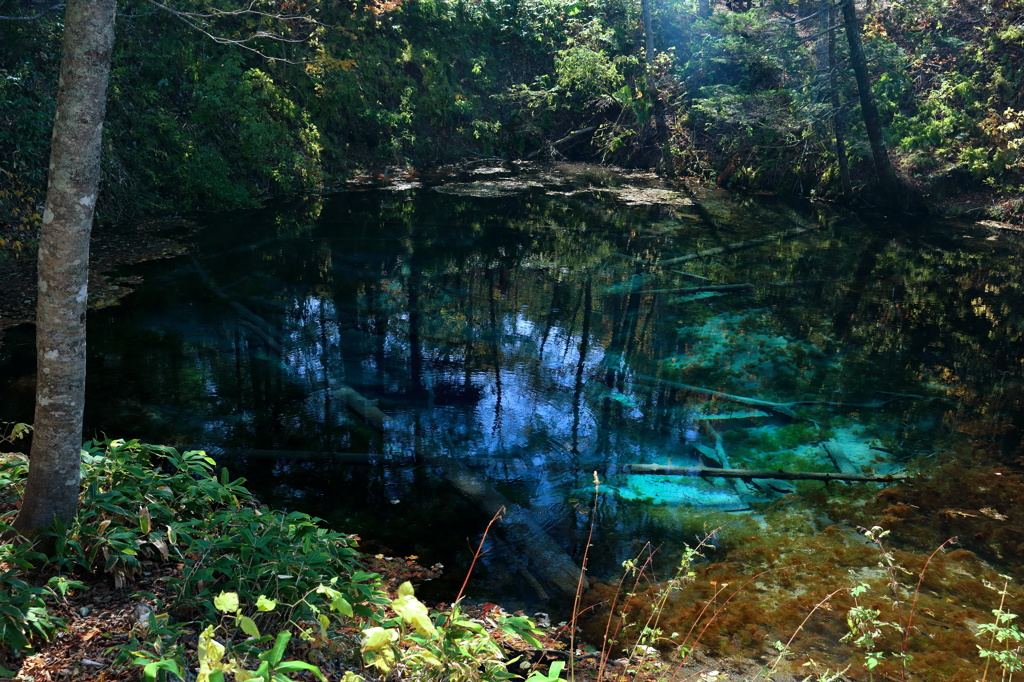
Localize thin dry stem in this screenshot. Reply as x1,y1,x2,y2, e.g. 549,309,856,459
901,537,956,664
571,472,600,681
454,505,505,605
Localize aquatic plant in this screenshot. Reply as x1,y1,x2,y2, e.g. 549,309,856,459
572,504,1024,681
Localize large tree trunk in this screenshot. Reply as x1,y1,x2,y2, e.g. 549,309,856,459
13,0,116,538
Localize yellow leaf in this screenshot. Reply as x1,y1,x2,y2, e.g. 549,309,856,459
213,591,240,614
361,626,398,652
392,594,437,638
255,595,277,612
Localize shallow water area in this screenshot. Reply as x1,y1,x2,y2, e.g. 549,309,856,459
2,166,1023,640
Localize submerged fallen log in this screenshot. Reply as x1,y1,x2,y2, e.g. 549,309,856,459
228,449,905,483
634,375,799,418
622,463,906,483
337,386,387,431
229,443,586,600
432,457,586,601
822,439,858,475
656,225,815,266
636,376,937,419
640,280,823,296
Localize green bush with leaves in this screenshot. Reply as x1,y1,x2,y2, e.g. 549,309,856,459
42,440,249,586
361,581,545,682
166,506,380,623
0,537,83,655
137,591,333,682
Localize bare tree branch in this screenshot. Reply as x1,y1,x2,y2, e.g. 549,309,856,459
0,2,65,20
144,0,320,64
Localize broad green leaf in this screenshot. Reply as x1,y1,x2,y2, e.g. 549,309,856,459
396,581,415,598
259,631,291,666
275,661,328,680
332,595,353,616
238,615,260,639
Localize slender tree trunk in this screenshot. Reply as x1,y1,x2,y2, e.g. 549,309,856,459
640,0,674,176
13,0,116,538
840,0,895,186
828,3,852,195
698,0,711,18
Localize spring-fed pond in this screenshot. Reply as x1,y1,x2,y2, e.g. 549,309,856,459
3,164,1024,674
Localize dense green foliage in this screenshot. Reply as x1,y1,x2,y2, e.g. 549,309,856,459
1,0,1022,254
0,438,547,680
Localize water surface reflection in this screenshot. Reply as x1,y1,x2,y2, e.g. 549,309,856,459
2,171,1022,608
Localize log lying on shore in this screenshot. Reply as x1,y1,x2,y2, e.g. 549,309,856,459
622,463,906,483
526,126,598,160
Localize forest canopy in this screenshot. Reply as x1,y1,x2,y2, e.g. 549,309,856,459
1,0,1022,252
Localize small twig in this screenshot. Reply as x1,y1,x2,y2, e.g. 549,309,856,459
454,505,505,605
144,0,315,64
754,588,845,680
902,537,957,664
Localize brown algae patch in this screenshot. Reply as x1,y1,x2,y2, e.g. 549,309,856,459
578,501,1024,681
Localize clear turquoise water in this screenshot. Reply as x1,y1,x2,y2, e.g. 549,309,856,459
2,171,1022,609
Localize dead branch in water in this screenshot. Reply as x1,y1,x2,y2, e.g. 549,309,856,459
623,463,906,483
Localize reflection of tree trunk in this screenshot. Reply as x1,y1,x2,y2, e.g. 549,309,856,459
620,276,644,372
830,235,886,338
371,283,388,385
319,299,334,426
489,269,503,435
572,280,592,454
640,0,674,176
539,280,563,355
408,260,424,393
462,273,475,389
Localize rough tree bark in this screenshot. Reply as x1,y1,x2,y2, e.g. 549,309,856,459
13,0,116,538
